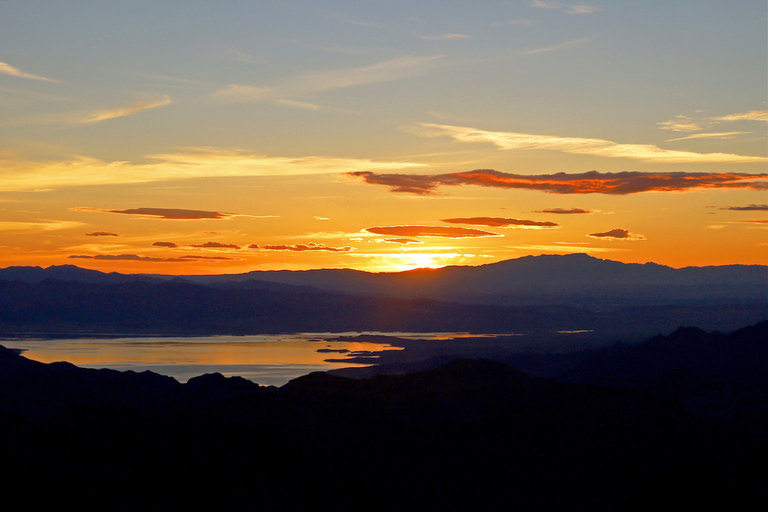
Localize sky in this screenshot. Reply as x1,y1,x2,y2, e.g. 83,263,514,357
0,0,766,274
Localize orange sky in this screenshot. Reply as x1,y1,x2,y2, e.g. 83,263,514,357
1,1,766,274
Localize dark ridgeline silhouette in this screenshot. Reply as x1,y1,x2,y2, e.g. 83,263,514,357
1,321,767,510
1,253,766,307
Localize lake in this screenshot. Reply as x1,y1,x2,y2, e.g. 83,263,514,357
1,332,475,387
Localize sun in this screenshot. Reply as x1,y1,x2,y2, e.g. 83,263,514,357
365,251,467,272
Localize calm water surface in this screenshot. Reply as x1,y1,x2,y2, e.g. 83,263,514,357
3,332,476,386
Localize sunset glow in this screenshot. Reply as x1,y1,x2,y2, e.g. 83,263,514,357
1,1,765,274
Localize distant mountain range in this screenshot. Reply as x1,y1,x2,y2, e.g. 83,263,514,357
0,254,765,338
2,253,765,307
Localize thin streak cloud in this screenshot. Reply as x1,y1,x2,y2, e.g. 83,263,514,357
18,94,172,128
531,1,599,14
71,207,239,220
364,225,502,238
68,254,241,262
419,34,472,41
0,149,424,191
415,123,768,163
0,61,61,83
211,55,446,102
667,132,749,142
507,244,625,253
523,38,590,55
441,217,560,229
713,110,768,122
282,55,446,95
0,220,85,232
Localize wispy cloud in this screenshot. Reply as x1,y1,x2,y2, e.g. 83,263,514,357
211,55,446,102
276,99,321,110
713,110,768,122
441,217,560,229
531,1,599,14
349,169,768,196
283,55,446,95
211,85,274,102
419,34,472,41
667,132,749,142
22,94,171,128
0,148,424,191
71,207,239,220
523,37,590,55
659,110,768,132
657,115,707,132
0,61,61,83
364,225,502,238
587,228,646,240
0,220,85,232
414,123,768,163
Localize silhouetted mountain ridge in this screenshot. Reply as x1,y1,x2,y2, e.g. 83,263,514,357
1,253,764,307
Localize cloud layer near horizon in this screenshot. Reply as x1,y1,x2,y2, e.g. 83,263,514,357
587,228,646,241
249,242,353,252
719,204,768,211
85,231,119,237
349,170,768,196
68,254,240,262
72,207,238,220
364,225,501,238
441,217,559,229
535,208,594,214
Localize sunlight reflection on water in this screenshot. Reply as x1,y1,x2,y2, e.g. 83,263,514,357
2,332,491,386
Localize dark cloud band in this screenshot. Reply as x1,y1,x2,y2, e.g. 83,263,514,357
72,207,237,220
348,170,768,196
85,231,120,236
535,208,594,214
248,242,353,252
441,217,559,228
69,254,240,262
587,228,646,240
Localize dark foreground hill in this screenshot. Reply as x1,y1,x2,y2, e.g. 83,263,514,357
1,322,766,511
